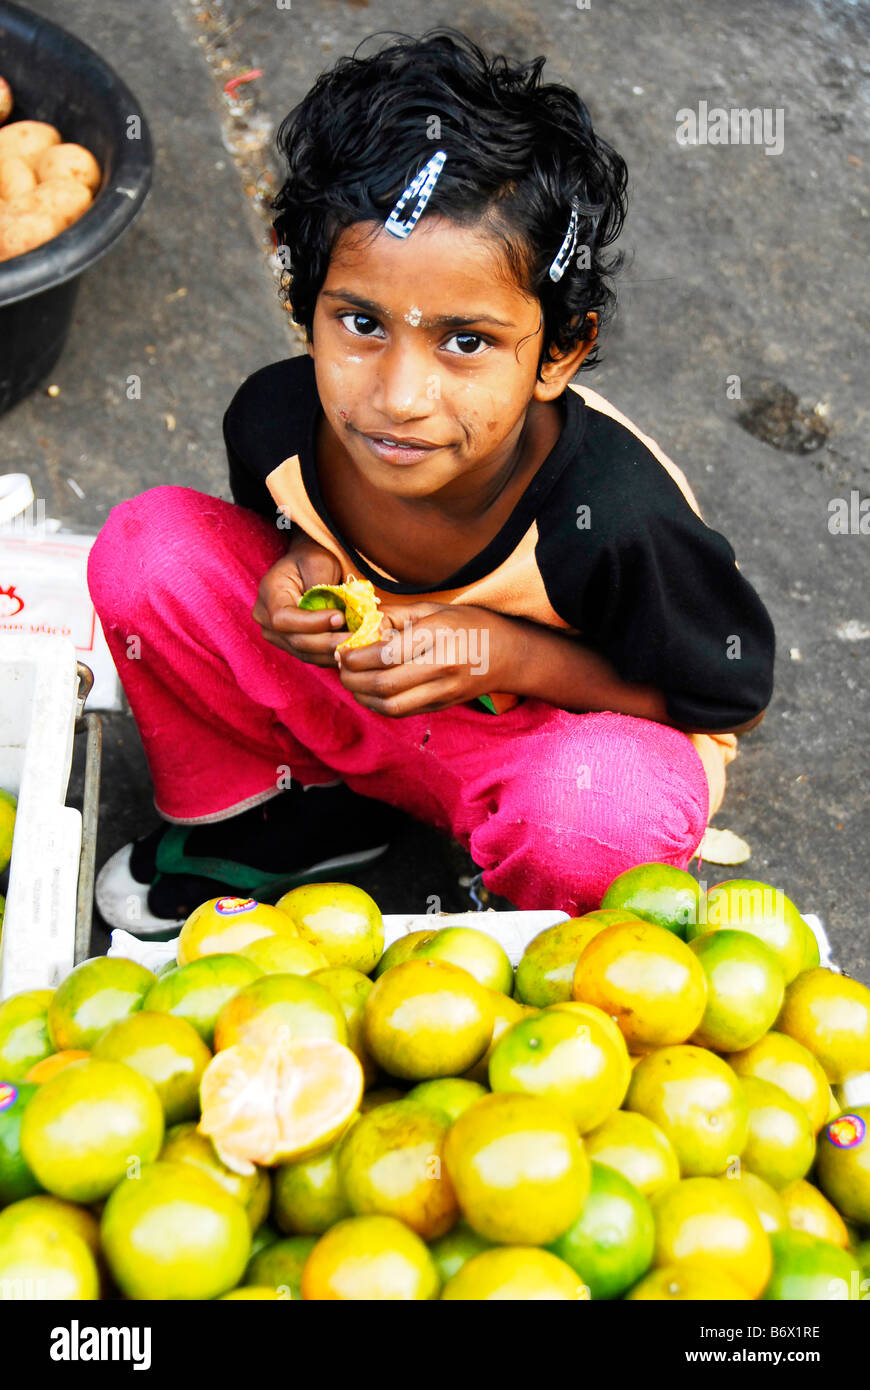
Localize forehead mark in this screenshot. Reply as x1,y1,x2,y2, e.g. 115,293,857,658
404,305,423,328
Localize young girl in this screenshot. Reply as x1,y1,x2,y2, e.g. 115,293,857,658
89,30,775,936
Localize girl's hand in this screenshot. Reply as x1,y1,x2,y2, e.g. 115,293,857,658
337,601,523,716
252,533,347,667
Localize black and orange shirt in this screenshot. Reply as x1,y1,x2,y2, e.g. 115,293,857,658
223,354,775,738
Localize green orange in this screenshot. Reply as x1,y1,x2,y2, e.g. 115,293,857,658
428,1221,493,1285
0,1199,99,1299
548,1160,655,1299
488,1003,630,1133
651,1176,772,1297
440,1247,586,1300
573,921,707,1051
2,1194,101,1261
717,1170,787,1235
740,1076,816,1190
627,1264,752,1300
0,787,16,875
92,1011,211,1125
600,863,701,938
245,1234,317,1299
626,1045,749,1177
373,931,436,979
220,1285,286,1300
443,1092,590,1245
763,1230,861,1300
143,953,263,1047
363,959,493,1081
0,1081,43,1204
776,968,870,1082
337,1100,457,1240
239,936,328,975
814,1105,870,1225
21,1059,164,1202
301,1215,439,1300
311,967,376,1086
176,896,299,967
0,989,54,1080
47,957,157,1051
695,880,808,983
688,929,784,1052
411,927,513,996
514,914,620,1008
25,1050,89,1084
275,882,384,974
727,1030,830,1134
100,1160,251,1300
160,1122,271,1232
463,992,532,1085
779,1178,850,1248
406,1078,487,1124
213,972,348,1052
272,1140,351,1236
583,1110,680,1198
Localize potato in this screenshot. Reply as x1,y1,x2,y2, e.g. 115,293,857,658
0,77,12,127
29,177,92,228
0,120,61,169
35,142,101,193
0,209,58,261
0,155,37,200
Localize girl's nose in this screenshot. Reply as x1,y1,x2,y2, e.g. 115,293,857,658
373,340,436,422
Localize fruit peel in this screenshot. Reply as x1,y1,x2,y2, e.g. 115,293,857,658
298,578,383,649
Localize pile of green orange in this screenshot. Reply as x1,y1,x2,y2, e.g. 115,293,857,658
0,869,869,1301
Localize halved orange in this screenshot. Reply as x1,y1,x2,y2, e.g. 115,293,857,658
198,1036,363,1175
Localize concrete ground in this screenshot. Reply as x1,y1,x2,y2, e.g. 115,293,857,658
2,0,868,970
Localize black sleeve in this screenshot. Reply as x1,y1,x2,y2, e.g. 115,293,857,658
537,451,776,731
222,355,317,523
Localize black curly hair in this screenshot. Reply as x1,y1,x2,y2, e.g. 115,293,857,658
271,29,629,377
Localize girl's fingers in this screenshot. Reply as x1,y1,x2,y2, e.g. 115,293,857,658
348,674,460,718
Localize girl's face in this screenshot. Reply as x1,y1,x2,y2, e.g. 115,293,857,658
310,215,590,500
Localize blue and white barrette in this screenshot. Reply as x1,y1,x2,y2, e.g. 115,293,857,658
384,150,448,240
549,201,580,282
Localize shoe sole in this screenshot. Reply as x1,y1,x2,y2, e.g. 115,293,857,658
95,842,390,940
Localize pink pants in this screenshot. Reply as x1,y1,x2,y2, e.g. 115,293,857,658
86,485,711,917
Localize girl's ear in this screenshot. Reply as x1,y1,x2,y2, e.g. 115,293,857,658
533,312,598,401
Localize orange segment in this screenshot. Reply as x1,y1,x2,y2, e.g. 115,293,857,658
199,1036,363,1175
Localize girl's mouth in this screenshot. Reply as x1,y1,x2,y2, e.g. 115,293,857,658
356,429,444,466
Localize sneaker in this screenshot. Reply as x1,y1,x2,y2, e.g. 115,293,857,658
95,781,400,939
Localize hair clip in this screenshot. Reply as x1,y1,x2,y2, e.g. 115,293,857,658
384,150,448,240
549,202,580,283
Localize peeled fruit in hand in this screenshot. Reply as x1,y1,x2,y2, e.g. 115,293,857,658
488,1003,631,1133
444,1092,590,1245
176,897,299,967
298,578,383,649
20,1059,164,1203
688,929,784,1052
626,1045,749,1177
47,957,156,1051
573,921,707,1051
301,1214,439,1300
727,1030,830,1134
363,959,494,1081
100,1160,251,1301
775,967,870,1083
198,1036,363,1173
814,1106,870,1225
694,880,808,983
337,1100,457,1239
650,1176,772,1298
583,1110,680,1199
739,1077,815,1190
275,882,384,974
440,1247,587,1300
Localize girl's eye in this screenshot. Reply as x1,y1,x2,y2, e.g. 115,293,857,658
444,332,488,356
340,312,385,338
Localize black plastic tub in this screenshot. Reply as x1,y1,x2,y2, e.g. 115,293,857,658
0,1,153,414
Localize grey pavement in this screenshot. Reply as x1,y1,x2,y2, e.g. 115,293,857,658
2,0,868,968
